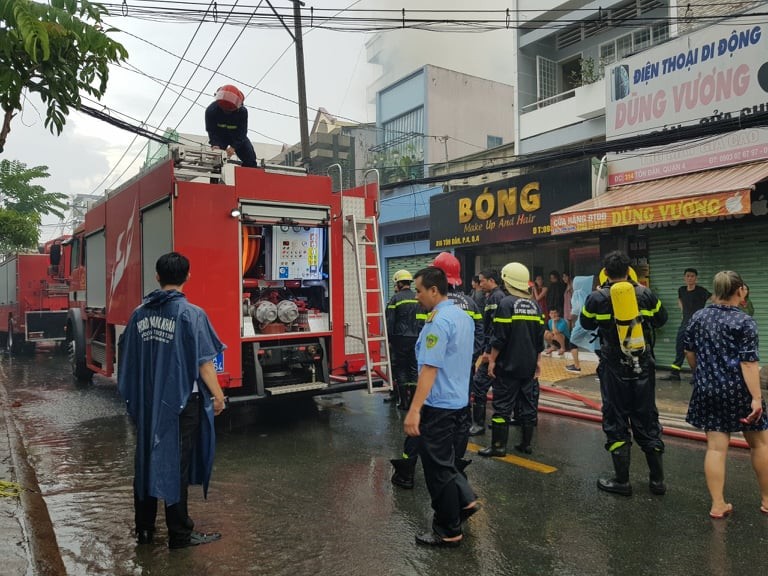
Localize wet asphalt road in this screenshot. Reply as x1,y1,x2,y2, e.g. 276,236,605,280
2,349,768,576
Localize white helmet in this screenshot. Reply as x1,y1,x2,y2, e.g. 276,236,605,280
501,262,530,292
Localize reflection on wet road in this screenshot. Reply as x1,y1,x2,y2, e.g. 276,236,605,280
2,350,768,575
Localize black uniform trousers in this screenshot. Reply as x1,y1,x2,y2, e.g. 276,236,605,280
419,405,476,539
491,373,538,424
134,393,200,543
671,322,687,369
392,337,418,387
471,361,493,404
598,360,664,452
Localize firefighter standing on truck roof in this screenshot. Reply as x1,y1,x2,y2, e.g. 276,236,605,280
387,269,425,488
205,84,258,168
469,269,506,437
580,250,668,497
480,262,545,457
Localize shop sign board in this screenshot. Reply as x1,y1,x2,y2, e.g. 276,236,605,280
429,161,591,249
606,23,767,141
608,129,768,187
550,190,750,235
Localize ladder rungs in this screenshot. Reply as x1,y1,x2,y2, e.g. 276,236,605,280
370,361,390,367
366,312,384,317
358,240,376,246
347,216,374,225
361,265,378,269
367,336,387,342
365,289,381,293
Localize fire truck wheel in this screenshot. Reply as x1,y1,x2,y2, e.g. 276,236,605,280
6,319,21,354
67,319,93,382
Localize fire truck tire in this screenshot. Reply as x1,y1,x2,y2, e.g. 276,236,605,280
67,314,93,382
6,318,23,355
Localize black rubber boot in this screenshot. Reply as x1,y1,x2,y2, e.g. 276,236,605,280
478,418,508,457
390,458,416,489
468,402,486,436
597,446,633,496
645,450,666,495
384,382,400,405
514,424,534,455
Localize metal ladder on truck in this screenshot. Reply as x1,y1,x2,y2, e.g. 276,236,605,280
347,212,393,394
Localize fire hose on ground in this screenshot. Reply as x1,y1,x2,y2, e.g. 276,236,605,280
524,384,750,450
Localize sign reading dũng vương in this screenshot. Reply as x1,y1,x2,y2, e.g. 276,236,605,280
606,23,767,141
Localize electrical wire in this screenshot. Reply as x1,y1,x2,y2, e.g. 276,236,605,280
96,1,768,33
380,111,768,190
88,0,218,195
101,0,248,192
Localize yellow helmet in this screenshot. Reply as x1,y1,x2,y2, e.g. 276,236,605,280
393,269,413,283
599,265,639,285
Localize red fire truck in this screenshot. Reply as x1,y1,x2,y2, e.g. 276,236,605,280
0,236,71,353
65,148,392,402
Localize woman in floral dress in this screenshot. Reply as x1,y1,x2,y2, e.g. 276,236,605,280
684,270,768,519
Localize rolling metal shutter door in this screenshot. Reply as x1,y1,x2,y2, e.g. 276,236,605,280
386,254,438,302
649,225,768,367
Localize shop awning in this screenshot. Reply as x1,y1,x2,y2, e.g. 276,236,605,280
549,162,768,235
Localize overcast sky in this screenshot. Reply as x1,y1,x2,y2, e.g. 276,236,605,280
4,1,514,240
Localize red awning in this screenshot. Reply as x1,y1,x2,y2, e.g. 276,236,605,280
550,162,768,235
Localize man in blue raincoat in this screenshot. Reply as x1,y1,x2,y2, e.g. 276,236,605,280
118,252,227,549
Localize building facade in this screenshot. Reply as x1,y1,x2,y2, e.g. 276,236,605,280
375,66,516,291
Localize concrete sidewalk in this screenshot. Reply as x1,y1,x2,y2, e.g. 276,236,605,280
0,379,66,576
0,395,30,576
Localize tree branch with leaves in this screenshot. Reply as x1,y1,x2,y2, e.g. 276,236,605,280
0,0,128,152
0,159,67,250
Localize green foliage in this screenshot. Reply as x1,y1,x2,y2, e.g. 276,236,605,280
0,159,67,249
0,0,128,151
0,208,37,250
569,57,604,87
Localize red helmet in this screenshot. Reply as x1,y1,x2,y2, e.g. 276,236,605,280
214,84,244,111
433,252,462,286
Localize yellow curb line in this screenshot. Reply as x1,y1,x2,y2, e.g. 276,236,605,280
466,442,558,474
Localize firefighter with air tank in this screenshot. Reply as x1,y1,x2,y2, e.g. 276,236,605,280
580,250,668,497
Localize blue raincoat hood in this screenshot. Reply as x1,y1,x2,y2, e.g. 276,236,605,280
118,289,224,505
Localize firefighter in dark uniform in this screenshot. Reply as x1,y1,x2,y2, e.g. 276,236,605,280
580,251,668,496
387,269,425,488
386,269,423,407
480,263,545,457
469,268,506,436
204,85,258,168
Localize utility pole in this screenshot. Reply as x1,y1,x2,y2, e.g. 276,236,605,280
266,0,311,172
292,0,311,172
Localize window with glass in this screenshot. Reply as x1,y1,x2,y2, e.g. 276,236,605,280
487,135,503,149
